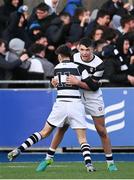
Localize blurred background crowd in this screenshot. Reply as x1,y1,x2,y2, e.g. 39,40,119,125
0,0,134,88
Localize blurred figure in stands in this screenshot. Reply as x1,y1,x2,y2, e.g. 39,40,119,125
44,0,59,14
103,36,134,87
2,4,29,47
85,9,111,37
5,38,31,87
27,44,54,88
0,0,24,38
0,39,29,88
63,0,82,16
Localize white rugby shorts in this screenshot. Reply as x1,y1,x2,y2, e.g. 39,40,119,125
47,100,87,129
82,92,105,117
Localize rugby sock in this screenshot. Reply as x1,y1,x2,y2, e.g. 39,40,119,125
45,148,56,160
105,154,114,166
81,143,92,166
18,132,42,152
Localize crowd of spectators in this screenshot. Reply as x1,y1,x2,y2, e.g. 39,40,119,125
0,0,134,88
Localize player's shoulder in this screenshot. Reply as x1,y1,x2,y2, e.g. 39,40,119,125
91,54,104,68
55,61,78,69
94,54,103,63
54,63,61,69
73,52,81,63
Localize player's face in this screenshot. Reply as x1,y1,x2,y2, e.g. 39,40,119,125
79,44,93,62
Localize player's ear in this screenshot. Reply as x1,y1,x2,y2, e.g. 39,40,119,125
77,44,80,51
58,54,62,62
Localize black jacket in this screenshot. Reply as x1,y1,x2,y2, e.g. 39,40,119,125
45,17,70,46
2,11,30,47
67,17,86,43
0,0,23,37
0,53,22,81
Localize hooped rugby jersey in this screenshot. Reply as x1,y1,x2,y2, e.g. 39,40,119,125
54,60,89,101
73,52,104,98
73,52,104,81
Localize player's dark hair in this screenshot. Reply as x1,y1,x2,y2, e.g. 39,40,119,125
79,38,95,48
55,44,72,58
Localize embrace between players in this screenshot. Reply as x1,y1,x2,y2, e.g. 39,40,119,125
8,37,118,172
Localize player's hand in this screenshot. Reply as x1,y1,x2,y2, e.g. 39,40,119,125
66,75,80,85
51,78,58,87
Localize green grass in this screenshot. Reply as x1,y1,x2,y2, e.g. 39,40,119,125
0,162,134,179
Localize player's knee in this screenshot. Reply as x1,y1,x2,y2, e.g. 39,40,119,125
40,129,50,138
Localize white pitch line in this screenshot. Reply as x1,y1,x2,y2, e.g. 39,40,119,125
1,165,70,168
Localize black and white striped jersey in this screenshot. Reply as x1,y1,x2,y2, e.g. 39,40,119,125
73,52,104,98
73,52,104,81
54,60,89,101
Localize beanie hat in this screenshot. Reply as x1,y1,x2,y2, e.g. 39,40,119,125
29,22,41,31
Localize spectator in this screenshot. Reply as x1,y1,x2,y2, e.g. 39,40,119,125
28,22,42,44
27,44,54,87
0,0,23,37
28,3,56,35
63,0,82,16
103,36,134,87
118,15,133,35
45,12,71,46
0,39,29,88
2,5,29,46
5,38,31,85
34,33,57,65
85,10,111,37
67,7,89,43
89,26,105,42
44,0,59,14
101,0,127,17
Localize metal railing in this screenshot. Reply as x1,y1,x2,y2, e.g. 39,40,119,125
0,80,51,88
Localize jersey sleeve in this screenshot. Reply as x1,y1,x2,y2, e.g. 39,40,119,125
92,62,104,81
77,65,89,80
77,64,101,91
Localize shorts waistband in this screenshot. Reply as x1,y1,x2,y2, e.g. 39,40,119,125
57,95,81,99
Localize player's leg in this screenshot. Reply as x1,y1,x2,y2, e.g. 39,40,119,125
46,124,69,160
84,96,118,171
75,129,96,172
69,101,95,172
36,101,69,171
36,125,69,172
93,116,118,171
7,122,55,161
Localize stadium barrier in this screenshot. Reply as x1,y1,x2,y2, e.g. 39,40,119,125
0,85,134,149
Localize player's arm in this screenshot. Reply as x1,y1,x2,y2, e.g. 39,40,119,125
66,75,101,91
66,75,89,90
51,78,58,87
82,77,101,91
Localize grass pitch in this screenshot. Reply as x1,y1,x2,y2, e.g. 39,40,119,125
0,162,134,179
